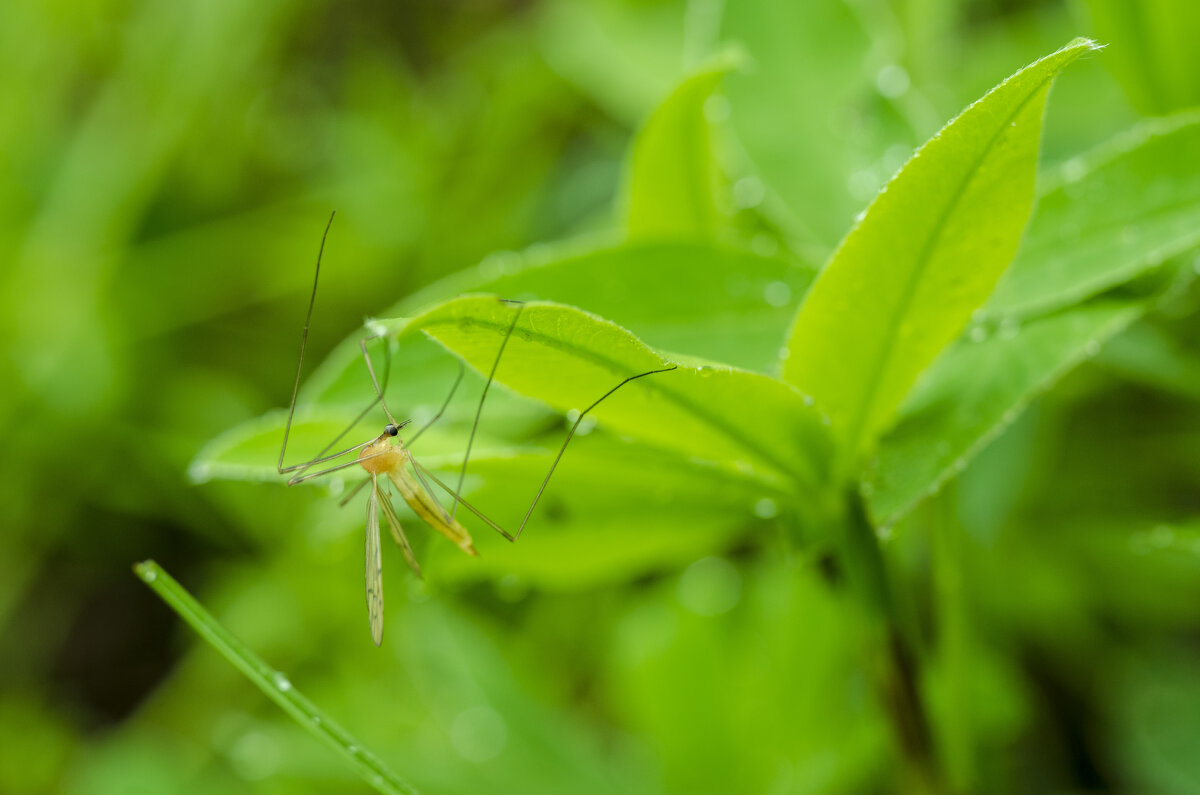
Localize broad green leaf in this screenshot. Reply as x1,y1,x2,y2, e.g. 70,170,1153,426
420,441,782,589
620,62,730,240
391,240,817,373
1082,0,1200,114
402,295,832,491
291,240,817,423
783,39,1095,471
866,300,1144,525
196,241,819,491
988,113,1200,318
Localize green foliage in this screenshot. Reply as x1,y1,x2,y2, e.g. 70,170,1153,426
783,39,1093,470
134,561,417,795
9,2,1200,794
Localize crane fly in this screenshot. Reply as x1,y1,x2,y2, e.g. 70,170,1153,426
277,213,676,645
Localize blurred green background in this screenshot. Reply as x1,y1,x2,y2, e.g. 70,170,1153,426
3,0,1199,793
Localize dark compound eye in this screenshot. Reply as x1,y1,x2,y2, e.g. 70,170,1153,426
384,423,399,436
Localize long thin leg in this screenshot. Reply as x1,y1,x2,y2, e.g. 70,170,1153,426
452,302,524,518
286,447,395,486
411,363,678,542
339,476,371,507
278,211,337,475
280,338,405,479
407,360,465,447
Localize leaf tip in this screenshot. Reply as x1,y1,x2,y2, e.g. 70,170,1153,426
1066,36,1103,53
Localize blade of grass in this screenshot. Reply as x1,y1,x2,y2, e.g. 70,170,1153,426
132,560,419,795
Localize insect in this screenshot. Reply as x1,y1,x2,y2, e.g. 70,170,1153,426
276,214,676,645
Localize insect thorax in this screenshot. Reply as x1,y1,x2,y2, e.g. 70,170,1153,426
359,439,403,475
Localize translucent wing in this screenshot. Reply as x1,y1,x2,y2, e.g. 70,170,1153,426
365,476,384,646
378,488,422,578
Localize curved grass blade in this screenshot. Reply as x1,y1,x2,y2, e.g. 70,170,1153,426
782,38,1097,473
132,560,419,795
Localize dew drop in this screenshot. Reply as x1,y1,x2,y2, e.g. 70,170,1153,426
751,234,779,257
763,280,792,307
753,498,779,519
1083,340,1101,357
704,95,731,123
968,326,988,343
678,557,742,616
1061,157,1087,184
802,394,814,406
733,176,766,208
847,169,880,202
875,64,910,98
140,568,158,583
998,317,1021,340
1149,525,1175,548
952,459,967,473
451,706,508,763
272,672,292,692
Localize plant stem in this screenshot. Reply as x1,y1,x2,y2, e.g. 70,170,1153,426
838,491,941,792
133,560,420,795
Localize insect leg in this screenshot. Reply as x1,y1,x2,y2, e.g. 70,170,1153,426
406,359,466,447
452,301,524,518
410,363,679,542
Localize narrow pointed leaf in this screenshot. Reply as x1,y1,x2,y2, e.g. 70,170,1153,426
621,62,731,240
782,39,1096,470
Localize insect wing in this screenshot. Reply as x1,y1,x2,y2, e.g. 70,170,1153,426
378,489,422,578
365,479,384,646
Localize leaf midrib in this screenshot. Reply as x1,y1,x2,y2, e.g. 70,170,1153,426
418,313,819,487
839,67,1061,463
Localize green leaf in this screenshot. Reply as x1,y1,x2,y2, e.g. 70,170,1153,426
987,112,1200,318
620,61,732,240
393,239,817,374
866,300,1144,525
403,295,832,491
420,440,781,589
133,561,419,795
782,39,1095,471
